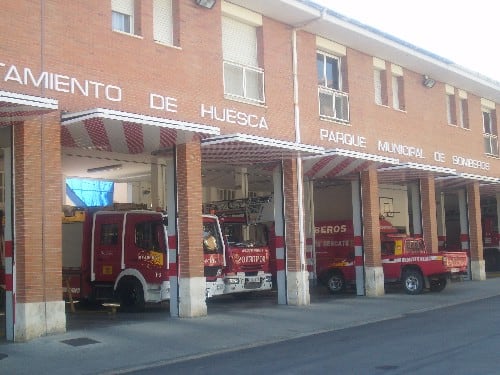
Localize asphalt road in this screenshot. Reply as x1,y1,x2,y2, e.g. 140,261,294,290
127,295,500,375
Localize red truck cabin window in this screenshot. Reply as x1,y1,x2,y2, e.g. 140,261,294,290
405,239,425,253
203,222,222,254
100,223,119,245
135,221,165,252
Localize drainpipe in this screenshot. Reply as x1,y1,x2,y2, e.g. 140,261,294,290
291,8,326,302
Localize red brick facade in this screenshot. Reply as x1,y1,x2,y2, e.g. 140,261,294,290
0,0,498,340
467,182,483,262
361,168,381,268
176,140,204,278
283,159,302,273
14,113,62,304
420,176,439,253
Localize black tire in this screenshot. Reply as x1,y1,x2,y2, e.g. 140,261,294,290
117,277,145,312
324,270,345,294
402,269,424,295
429,277,447,292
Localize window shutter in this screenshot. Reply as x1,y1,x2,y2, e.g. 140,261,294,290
222,16,258,67
374,70,382,105
153,0,173,45
112,0,134,16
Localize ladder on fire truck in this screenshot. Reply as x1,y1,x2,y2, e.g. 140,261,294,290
203,196,273,224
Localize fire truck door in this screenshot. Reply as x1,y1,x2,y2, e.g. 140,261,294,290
381,240,401,280
123,214,167,281
92,214,123,282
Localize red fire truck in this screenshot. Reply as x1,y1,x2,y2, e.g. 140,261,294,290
315,218,468,295
203,197,273,295
62,207,171,310
63,204,272,310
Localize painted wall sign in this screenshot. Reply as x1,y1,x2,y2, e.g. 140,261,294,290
318,129,492,172
378,140,425,158
0,62,122,102
434,151,490,171
200,104,268,129
319,128,367,148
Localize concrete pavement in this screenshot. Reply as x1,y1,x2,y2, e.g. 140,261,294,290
1,277,499,375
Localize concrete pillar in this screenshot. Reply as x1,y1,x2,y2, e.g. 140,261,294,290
351,178,365,296
467,183,486,280
436,192,446,250
13,114,66,341
282,159,309,306
458,190,469,252
3,143,14,341
457,189,472,279
165,157,178,317
273,166,286,305
420,175,439,253
176,141,206,317
361,168,384,296
150,156,166,211
303,179,315,284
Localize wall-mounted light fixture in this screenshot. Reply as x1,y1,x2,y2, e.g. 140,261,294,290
195,0,216,9
87,164,122,173
422,75,436,88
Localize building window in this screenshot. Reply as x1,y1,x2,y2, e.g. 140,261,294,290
317,51,349,122
446,92,457,125
374,68,388,106
222,16,264,104
459,97,469,129
112,0,135,34
391,76,405,110
482,107,499,156
100,223,119,245
153,0,174,45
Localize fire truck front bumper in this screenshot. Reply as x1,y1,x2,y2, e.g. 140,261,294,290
206,278,225,298
223,273,272,294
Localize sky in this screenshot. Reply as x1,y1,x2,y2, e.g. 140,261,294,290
315,0,500,83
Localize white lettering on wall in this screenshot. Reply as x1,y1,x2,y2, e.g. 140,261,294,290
149,93,178,112
1,62,122,102
452,156,489,170
200,104,268,129
378,140,425,159
319,129,367,148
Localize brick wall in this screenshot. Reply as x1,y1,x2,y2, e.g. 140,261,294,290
420,175,439,253
14,112,62,303
361,168,381,267
282,159,301,273
176,140,204,278
467,182,483,262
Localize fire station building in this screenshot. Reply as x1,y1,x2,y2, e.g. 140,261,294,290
0,0,499,341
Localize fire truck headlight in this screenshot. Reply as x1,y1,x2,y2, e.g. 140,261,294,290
265,275,272,282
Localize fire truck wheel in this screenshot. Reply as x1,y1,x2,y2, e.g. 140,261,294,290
325,271,345,294
118,277,145,312
429,278,447,292
402,269,424,295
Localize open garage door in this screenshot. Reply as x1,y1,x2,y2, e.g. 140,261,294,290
201,133,323,305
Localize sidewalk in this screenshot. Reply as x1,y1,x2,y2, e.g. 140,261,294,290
1,278,499,375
